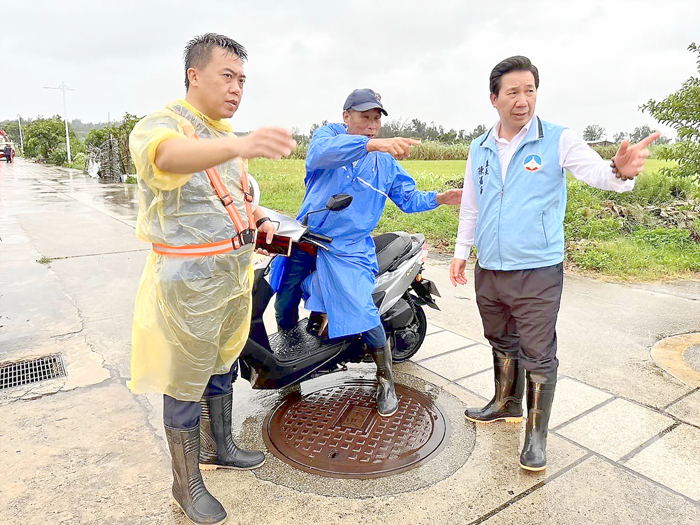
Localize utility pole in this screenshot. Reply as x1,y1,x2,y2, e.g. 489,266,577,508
44,81,74,164
17,115,24,152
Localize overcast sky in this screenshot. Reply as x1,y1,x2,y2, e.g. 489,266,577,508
1,0,698,139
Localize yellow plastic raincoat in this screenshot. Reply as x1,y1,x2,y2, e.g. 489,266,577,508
127,99,254,401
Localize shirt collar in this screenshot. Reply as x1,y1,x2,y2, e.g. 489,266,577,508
493,116,535,145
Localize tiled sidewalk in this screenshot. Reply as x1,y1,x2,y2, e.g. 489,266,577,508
407,323,700,505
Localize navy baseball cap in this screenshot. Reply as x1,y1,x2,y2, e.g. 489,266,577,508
343,88,388,116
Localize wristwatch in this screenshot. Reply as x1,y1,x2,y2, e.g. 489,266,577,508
256,216,272,228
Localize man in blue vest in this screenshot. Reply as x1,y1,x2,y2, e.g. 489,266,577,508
450,56,659,471
273,88,462,417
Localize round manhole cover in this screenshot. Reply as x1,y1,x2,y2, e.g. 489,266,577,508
262,378,448,479
684,344,700,374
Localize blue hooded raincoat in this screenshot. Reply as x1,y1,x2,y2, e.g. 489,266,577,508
272,123,438,338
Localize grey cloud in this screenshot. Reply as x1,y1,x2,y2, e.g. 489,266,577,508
1,0,697,138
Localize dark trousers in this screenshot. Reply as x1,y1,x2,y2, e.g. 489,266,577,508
163,362,238,429
274,246,386,347
274,246,317,330
474,262,563,383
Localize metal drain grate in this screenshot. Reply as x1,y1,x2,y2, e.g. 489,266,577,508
0,354,67,390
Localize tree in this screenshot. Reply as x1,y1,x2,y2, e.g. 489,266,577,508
377,118,414,138
642,42,700,180
309,120,329,136
466,124,488,141
23,115,81,164
583,124,606,141
411,118,427,138
612,131,628,143
629,125,655,144
291,127,308,143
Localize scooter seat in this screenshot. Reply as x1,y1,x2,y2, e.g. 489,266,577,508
374,232,412,274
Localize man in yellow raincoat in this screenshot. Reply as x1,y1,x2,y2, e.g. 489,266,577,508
128,34,295,525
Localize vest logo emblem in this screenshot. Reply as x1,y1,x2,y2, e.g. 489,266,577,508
523,154,542,172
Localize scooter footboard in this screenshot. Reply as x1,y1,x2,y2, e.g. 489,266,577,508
239,333,350,389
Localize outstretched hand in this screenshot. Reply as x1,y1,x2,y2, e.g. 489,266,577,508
367,137,421,159
436,188,463,206
612,131,662,180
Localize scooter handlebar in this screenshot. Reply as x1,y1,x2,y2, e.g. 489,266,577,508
304,232,333,244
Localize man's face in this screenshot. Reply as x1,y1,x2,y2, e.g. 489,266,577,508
490,70,537,133
187,47,246,120
343,108,382,138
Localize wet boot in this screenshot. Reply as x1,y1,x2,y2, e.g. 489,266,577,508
165,425,227,525
519,374,557,472
465,355,524,423
370,341,399,417
306,312,328,338
199,391,266,470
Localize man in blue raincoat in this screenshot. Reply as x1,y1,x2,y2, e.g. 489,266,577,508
272,88,462,417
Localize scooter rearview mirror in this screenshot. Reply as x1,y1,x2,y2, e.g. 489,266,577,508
325,194,353,212
302,194,354,226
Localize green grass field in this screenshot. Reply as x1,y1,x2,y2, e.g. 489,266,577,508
249,158,466,251
249,158,700,281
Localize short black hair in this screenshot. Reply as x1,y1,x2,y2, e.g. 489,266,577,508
489,56,539,96
183,33,248,90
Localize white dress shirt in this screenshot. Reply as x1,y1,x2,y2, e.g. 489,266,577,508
454,117,634,261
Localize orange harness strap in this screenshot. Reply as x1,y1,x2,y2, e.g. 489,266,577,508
153,120,257,256
152,239,236,257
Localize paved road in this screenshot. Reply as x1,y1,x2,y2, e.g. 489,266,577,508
1,159,699,524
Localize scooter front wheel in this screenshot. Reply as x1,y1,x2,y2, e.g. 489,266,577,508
390,295,427,362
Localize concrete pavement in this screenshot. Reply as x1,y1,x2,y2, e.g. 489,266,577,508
1,158,699,524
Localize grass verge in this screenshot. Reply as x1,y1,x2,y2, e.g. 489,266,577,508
249,158,700,281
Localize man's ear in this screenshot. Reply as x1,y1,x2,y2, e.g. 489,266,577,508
490,93,497,108
187,68,198,89
342,110,351,125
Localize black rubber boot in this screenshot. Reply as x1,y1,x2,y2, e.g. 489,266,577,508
465,355,524,423
199,392,266,470
370,341,399,417
519,374,557,472
164,425,227,525
306,312,328,338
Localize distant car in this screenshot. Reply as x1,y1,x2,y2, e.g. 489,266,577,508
0,142,15,162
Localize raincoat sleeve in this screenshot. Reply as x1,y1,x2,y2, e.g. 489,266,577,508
305,126,370,172
387,157,439,213
129,110,194,191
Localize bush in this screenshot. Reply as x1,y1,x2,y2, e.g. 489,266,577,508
565,166,700,210
629,169,700,203
591,145,618,160
47,144,68,166
288,140,309,160
569,243,613,270
632,228,693,248
69,152,86,170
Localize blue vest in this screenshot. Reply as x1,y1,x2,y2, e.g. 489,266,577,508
470,117,566,271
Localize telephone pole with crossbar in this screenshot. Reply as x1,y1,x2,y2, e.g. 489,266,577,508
44,82,75,164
